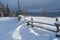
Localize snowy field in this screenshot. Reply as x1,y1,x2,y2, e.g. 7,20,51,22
0,16,60,40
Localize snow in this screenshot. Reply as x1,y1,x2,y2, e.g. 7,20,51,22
0,17,15,21
0,16,60,40
12,24,23,40
29,28,40,36
55,22,60,25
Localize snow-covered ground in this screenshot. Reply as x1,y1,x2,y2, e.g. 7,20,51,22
0,16,60,40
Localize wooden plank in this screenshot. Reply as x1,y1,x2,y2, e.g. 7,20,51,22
28,21,55,26
29,23,57,33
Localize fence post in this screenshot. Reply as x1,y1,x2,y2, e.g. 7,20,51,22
31,17,33,27
18,15,21,21
27,21,30,25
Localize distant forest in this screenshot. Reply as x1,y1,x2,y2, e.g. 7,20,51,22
0,2,60,17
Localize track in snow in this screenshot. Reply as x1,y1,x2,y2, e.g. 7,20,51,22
12,23,26,40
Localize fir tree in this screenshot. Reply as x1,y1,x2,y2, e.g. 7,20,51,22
6,4,12,17
0,2,5,17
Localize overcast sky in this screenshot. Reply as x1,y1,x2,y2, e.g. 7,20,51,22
0,0,60,12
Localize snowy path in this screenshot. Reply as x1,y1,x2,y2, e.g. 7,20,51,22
12,24,25,40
